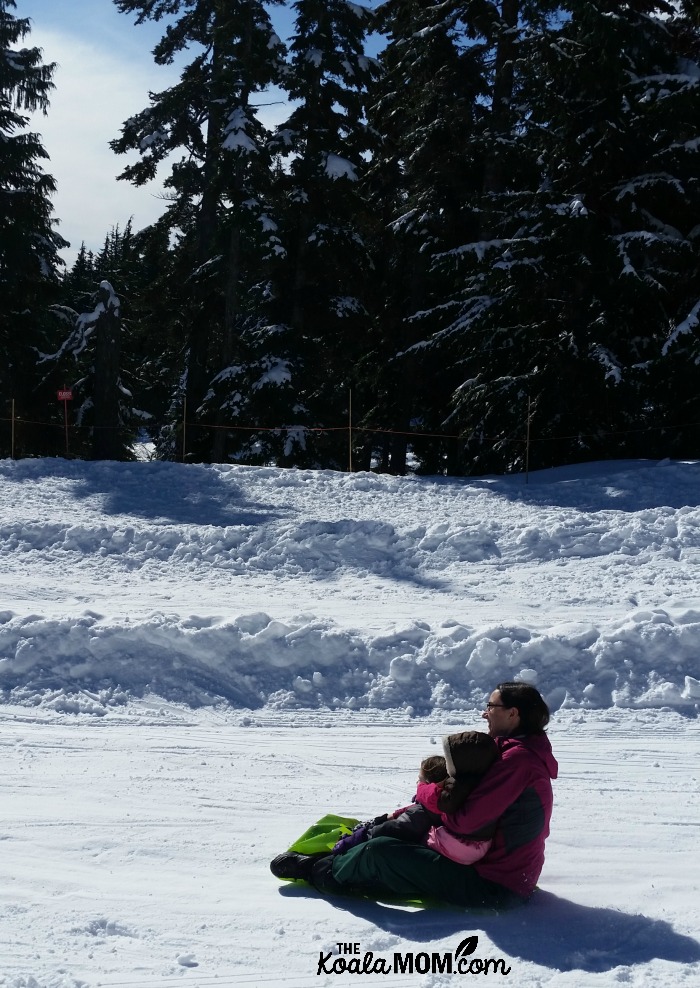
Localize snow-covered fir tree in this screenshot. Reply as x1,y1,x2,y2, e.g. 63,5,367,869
0,0,67,455
421,0,700,472
43,227,142,460
645,0,700,455
359,0,488,474
111,0,287,462
241,0,381,469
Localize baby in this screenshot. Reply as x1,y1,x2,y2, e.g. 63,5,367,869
333,731,499,864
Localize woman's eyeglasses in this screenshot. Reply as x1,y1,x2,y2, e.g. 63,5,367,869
485,702,507,710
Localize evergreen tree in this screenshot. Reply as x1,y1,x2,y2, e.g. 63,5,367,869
111,0,287,461
251,0,381,469
359,0,487,474
0,0,67,456
644,0,700,455
43,227,143,460
421,1,700,473
511,0,700,468
197,0,381,468
124,220,185,443
61,242,96,304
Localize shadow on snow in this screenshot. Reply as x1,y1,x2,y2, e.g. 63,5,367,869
279,885,700,974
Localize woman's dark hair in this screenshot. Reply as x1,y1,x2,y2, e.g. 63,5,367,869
496,681,550,735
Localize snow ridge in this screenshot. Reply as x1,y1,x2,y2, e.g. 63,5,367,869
1,457,699,716
1,606,698,715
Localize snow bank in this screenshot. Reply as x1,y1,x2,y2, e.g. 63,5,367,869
1,456,699,716
1,606,698,715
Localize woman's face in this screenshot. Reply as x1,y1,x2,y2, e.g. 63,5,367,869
482,690,520,737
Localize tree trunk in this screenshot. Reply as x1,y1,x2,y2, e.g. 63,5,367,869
210,203,244,463
183,24,227,462
211,7,255,463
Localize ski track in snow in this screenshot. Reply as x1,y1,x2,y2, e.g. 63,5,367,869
0,456,699,986
1,707,699,987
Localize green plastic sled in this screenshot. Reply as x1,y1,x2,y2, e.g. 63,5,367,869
287,813,360,855
282,814,440,908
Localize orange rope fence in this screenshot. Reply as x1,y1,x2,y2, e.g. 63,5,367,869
2,414,700,444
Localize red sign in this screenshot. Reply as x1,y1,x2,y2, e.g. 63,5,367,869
57,390,73,401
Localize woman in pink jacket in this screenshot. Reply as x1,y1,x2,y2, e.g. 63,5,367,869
271,681,557,909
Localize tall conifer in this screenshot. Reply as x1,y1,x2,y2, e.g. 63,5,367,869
0,0,67,455
261,0,380,468
361,0,486,474
111,0,286,461
423,1,700,472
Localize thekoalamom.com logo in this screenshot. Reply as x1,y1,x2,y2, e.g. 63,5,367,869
316,936,511,976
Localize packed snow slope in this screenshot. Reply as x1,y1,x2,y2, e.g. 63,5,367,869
1,456,699,715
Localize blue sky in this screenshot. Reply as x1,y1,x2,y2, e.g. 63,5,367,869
16,0,379,267
19,0,183,263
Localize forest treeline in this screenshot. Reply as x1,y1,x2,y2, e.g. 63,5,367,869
2,0,700,474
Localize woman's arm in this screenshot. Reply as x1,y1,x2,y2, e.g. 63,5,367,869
444,746,532,834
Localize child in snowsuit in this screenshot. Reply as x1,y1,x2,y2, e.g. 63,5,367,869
332,731,499,865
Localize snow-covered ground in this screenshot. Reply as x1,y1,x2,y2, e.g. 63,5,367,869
1,456,699,987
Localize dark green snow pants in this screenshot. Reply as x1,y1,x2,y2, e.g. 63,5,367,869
310,836,525,910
